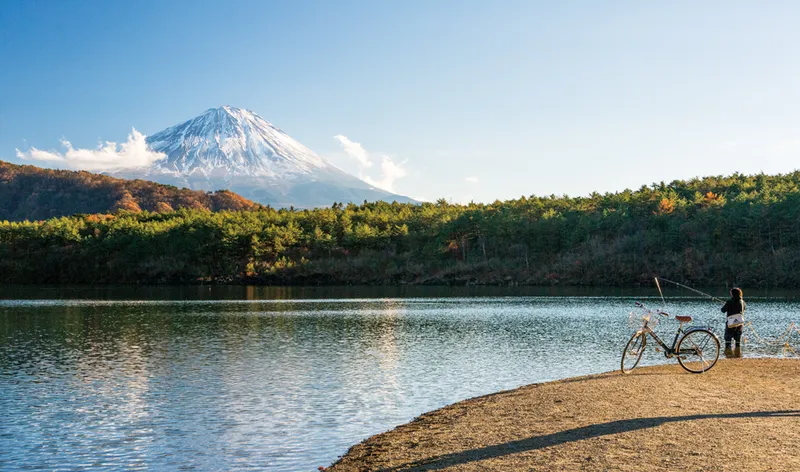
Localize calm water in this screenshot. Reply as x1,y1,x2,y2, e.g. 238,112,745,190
1,287,798,471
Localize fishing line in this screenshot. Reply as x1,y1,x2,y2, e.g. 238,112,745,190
655,277,726,303
654,278,800,357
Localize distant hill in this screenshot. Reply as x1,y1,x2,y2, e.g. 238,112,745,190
0,160,258,221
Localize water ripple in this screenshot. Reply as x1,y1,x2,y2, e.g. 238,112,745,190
1,295,795,470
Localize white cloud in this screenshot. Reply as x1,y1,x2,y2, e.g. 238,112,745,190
363,156,408,192
16,128,165,171
465,176,479,183
333,135,372,168
333,135,408,192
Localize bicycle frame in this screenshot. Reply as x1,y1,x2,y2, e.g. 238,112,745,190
638,320,694,358
634,301,715,358
623,301,721,374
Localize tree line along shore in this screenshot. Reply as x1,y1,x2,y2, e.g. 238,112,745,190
2,172,799,287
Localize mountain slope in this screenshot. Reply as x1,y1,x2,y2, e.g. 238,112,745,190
0,160,257,221
147,106,331,178
118,106,415,208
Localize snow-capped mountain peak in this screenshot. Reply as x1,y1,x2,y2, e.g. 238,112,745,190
145,105,331,178
112,106,415,208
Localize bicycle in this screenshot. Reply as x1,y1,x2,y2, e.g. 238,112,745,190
621,301,720,374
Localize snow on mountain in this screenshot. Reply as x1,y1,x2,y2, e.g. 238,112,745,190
146,106,331,178
115,106,415,208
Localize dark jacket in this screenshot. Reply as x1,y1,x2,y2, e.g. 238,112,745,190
721,297,746,317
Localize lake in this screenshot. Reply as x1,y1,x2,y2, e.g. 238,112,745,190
1,286,797,471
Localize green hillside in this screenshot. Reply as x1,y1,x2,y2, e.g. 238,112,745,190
2,171,799,287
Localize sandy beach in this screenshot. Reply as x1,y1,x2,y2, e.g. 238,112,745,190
328,358,800,471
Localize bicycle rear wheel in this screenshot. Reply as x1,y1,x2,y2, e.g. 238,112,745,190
676,329,720,373
621,332,646,374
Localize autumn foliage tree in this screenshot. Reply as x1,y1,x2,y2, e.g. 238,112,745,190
0,160,258,221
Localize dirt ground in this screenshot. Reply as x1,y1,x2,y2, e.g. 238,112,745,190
327,358,800,471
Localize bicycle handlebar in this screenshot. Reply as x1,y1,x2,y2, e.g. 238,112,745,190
634,301,670,317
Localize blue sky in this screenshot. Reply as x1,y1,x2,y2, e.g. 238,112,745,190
2,0,800,202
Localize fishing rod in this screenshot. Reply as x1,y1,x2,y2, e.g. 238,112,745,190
655,277,726,304
655,277,800,355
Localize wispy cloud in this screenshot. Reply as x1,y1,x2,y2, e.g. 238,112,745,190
333,135,372,168
363,157,408,192
465,176,479,183
16,128,165,171
333,135,407,192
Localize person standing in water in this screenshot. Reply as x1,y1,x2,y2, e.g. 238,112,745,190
721,287,745,358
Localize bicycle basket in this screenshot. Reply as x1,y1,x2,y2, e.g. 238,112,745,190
628,309,659,329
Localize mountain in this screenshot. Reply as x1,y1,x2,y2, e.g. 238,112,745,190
116,106,415,208
0,160,257,221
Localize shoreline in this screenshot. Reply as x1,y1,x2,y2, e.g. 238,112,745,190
327,359,800,471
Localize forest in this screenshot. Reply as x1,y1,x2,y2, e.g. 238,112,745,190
0,160,257,220
2,171,800,287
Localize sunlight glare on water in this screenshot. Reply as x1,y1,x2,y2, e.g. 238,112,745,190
0,293,796,470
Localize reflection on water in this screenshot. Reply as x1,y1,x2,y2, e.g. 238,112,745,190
0,294,797,470
4,284,799,301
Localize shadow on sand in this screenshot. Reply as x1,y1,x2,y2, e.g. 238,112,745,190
383,410,800,471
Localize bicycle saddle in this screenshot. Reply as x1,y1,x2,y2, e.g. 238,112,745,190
675,315,693,323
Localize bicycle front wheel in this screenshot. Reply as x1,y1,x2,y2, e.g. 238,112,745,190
621,331,646,374
676,329,720,373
